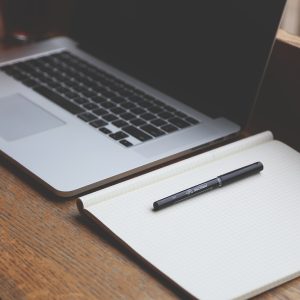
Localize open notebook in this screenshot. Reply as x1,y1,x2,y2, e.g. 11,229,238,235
78,131,300,300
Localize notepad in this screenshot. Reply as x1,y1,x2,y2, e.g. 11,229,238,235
78,131,300,300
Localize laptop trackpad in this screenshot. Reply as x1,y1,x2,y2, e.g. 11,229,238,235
0,94,64,141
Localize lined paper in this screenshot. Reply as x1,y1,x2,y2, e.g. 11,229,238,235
80,133,300,300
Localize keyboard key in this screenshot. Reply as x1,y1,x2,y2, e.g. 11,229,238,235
101,102,115,109
89,73,105,82
140,113,156,121
109,131,129,140
130,118,146,127
45,80,61,89
174,111,188,118
140,124,165,137
102,114,118,122
106,81,119,91
72,84,89,94
168,117,190,128
6,67,23,75
185,117,200,125
120,112,136,120
1,65,14,74
99,127,112,134
110,96,126,104
151,118,167,127
94,86,109,95
112,120,128,128
79,77,93,86
161,124,178,133
147,105,163,114
63,79,78,88
101,90,116,98
73,97,90,105
123,126,152,142
90,119,108,128
116,88,133,97
128,95,144,103
93,108,109,116
24,69,40,79
158,111,174,119
83,103,98,110
13,73,29,81
64,91,79,99
143,94,157,102
34,86,84,114
163,105,177,112
90,96,107,104
120,102,136,109
78,112,98,122
131,107,147,115
81,90,98,98
56,86,70,94
138,100,153,108
21,78,40,88
110,107,126,115
133,88,147,97
119,139,133,147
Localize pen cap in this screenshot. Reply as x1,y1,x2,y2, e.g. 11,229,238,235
218,162,263,186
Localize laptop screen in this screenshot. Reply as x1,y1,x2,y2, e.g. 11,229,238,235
71,0,285,128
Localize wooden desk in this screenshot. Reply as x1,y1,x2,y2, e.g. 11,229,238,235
1,32,300,299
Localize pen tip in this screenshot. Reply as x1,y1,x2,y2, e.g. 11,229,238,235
257,161,264,171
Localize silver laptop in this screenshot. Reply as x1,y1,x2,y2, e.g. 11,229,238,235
0,0,285,196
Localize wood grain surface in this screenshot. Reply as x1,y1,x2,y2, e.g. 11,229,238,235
1,149,300,300
1,32,300,300
0,159,182,300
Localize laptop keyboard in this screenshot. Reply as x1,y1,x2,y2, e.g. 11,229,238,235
0,51,200,147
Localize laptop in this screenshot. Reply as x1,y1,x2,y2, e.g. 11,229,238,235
0,0,286,196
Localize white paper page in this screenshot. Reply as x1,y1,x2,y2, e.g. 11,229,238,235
81,137,300,299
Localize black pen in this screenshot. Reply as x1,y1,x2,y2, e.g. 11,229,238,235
153,161,263,211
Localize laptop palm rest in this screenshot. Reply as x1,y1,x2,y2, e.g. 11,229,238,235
0,94,64,141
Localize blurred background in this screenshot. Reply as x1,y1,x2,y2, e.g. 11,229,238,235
0,0,300,42
0,0,73,42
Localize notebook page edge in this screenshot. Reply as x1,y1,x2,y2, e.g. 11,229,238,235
79,131,273,210
235,271,300,300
